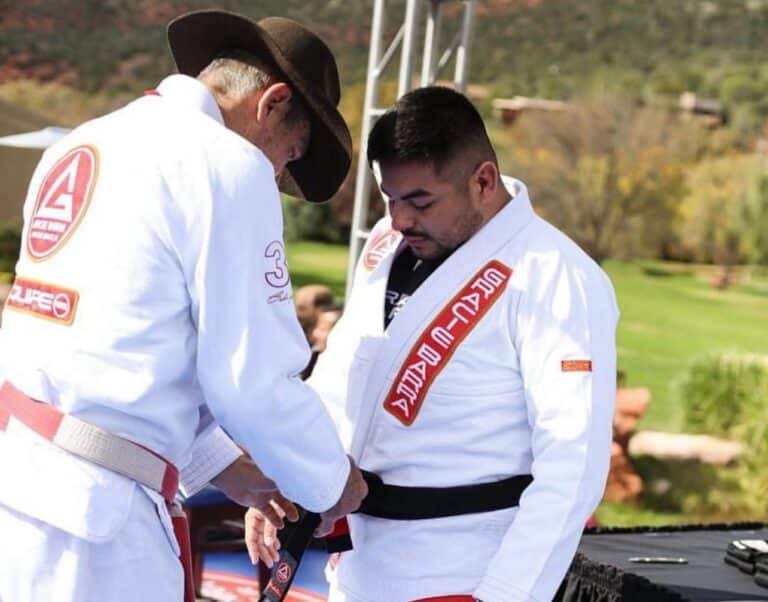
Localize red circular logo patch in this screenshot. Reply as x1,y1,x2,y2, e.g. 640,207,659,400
27,145,98,260
275,562,292,584
363,228,400,271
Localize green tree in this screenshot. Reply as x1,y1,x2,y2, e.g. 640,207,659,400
740,167,768,266
504,96,693,262
678,155,752,265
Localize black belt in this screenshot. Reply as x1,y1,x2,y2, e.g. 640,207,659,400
358,470,533,520
258,471,533,601
258,509,321,602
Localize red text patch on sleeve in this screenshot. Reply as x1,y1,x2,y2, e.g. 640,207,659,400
561,360,592,372
5,277,79,325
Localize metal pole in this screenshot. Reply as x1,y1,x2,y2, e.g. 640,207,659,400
347,0,478,299
398,0,421,97
421,0,442,86
346,0,387,300
454,0,475,92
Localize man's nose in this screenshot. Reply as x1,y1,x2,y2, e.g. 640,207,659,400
389,200,415,232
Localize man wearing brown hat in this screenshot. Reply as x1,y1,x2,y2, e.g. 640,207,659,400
0,10,365,602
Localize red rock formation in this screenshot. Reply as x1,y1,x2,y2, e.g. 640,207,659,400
604,387,650,502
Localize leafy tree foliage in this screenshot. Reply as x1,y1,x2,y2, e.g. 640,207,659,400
505,97,693,262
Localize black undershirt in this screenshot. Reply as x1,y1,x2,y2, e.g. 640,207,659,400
384,247,448,328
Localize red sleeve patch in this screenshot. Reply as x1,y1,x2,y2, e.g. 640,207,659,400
5,277,79,325
561,360,592,372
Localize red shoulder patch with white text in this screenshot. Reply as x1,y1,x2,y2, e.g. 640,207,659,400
363,228,400,271
561,360,592,372
383,260,512,426
4,277,79,325
27,145,99,261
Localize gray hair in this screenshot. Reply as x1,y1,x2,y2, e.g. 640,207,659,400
198,49,310,126
198,50,274,99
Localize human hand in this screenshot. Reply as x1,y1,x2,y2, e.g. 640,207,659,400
314,457,368,537
211,454,299,528
244,506,283,567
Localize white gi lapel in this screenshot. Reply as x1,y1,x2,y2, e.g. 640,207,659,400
331,218,402,460
350,178,535,456
347,217,403,338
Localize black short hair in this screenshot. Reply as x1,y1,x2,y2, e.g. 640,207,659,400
367,86,495,178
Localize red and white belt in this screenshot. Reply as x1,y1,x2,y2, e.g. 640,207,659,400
0,381,195,602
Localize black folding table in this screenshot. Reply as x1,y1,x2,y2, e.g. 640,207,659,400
557,523,768,602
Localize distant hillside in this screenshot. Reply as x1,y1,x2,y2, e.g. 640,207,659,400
0,0,377,93
5,0,768,229
0,98,49,135
3,2,768,262
3,0,768,102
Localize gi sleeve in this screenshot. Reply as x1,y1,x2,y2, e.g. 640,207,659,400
168,144,350,513
178,405,243,498
306,315,351,431
474,251,619,602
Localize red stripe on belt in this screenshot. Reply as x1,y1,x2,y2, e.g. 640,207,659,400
0,381,179,503
0,381,194,602
0,380,63,437
413,594,474,602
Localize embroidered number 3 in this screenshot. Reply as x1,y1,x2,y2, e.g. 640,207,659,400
264,240,290,288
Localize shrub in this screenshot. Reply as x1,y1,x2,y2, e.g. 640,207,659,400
282,196,345,244
675,352,768,518
681,352,768,436
0,225,20,274
720,73,765,106
740,173,768,266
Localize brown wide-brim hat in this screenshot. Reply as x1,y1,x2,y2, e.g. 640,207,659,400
167,10,353,203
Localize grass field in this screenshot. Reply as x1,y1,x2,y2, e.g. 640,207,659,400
608,260,768,431
286,243,768,525
7,242,766,433
2,243,764,525
287,243,768,433
287,241,350,299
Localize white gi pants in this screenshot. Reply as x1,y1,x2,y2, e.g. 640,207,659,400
0,488,182,602
328,584,367,602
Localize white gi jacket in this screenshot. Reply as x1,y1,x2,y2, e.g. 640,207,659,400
0,75,349,545
310,178,619,602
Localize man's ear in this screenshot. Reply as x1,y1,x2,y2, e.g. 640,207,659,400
471,160,500,203
255,82,293,123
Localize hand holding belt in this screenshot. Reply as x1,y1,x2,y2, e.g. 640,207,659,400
258,509,321,602
258,470,533,602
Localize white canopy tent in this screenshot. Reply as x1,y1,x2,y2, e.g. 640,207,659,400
0,126,70,149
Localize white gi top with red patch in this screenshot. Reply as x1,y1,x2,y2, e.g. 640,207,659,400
310,178,619,602
0,75,349,543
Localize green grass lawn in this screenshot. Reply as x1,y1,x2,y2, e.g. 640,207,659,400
605,260,768,432
12,242,750,435
10,244,764,434
287,243,768,432
287,241,350,299
2,245,764,526
286,244,768,525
